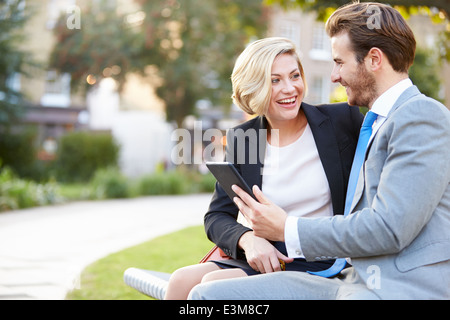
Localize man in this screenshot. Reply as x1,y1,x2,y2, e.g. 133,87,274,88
189,2,450,299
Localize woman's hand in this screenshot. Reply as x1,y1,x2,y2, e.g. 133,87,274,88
233,184,288,242
238,231,293,273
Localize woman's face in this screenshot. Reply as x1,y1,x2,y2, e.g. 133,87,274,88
267,53,305,123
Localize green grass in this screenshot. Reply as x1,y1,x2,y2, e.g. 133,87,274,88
66,225,213,300
58,183,91,201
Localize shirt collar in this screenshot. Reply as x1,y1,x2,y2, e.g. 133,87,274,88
371,78,413,117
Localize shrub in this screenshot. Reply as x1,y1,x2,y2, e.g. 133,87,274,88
90,167,129,199
0,167,63,212
138,170,188,196
137,169,216,196
55,131,119,183
0,129,37,178
197,172,216,193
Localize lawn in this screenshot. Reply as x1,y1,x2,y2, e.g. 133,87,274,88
66,225,213,300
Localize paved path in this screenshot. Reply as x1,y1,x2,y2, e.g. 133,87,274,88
0,194,212,300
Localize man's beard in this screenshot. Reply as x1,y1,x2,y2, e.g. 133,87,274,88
346,63,378,108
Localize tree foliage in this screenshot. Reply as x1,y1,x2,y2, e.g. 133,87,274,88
49,1,142,94
0,0,31,127
266,0,449,19
136,0,268,126
409,47,444,102
49,0,268,127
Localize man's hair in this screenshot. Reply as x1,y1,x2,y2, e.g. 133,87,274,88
325,1,416,73
231,37,307,116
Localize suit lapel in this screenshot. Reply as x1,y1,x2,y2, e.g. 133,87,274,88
240,116,267,189
351,167,365,212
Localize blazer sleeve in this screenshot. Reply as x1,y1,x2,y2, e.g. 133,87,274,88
204,177,251,260
203,121,259,260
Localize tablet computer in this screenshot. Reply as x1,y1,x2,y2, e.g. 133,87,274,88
206,162,257,201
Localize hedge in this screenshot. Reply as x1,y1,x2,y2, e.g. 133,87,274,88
54,131,119,183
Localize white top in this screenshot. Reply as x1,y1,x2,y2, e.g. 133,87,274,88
262,123,333,220
284,78,414,258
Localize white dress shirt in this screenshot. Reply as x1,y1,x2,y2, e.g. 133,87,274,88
284,79,413,258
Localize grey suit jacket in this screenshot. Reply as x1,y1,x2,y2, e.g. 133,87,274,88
297,86,450,299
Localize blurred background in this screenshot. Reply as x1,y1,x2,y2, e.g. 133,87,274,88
1,0,449,212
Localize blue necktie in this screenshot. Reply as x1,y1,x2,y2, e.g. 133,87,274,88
307,111,378,278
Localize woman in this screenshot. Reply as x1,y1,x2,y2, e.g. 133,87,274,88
164,37,363,299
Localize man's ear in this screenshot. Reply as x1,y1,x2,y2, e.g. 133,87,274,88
365,47,383,72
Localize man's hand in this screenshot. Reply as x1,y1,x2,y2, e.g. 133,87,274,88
232,184,288,242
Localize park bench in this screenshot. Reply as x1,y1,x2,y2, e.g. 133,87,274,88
123,268,171,300
124,246,229,299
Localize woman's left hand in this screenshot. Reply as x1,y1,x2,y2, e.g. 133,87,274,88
232,185,287,242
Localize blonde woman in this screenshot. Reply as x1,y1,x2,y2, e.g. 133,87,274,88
164,37,363,300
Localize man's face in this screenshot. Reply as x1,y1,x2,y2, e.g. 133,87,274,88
330,32,378,108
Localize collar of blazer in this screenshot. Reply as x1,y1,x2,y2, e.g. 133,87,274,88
366,85,421,153
387,85,421,118
236,102,345,215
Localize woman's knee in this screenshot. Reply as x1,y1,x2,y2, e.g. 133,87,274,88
165,263,220,300
170,263,216,285
201,270,220,283
169,266,191,285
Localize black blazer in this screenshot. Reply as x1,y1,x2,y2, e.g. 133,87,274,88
204,102,364,259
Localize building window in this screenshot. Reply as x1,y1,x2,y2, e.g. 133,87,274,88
40,70,71,107
279,23,301,49
307,75,330,104
309,25,331,61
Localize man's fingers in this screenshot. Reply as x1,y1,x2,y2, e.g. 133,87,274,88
233,196,251,222
252,185,270,205
233,196,243,210
232,185,258,221
232,185,257,206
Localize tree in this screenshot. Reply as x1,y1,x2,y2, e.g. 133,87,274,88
137,0,268,126
0,0,32,127
49,0,268,127
49,1,142,94
409,47,444,102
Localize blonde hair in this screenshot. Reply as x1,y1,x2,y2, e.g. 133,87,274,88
231,37,307,116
